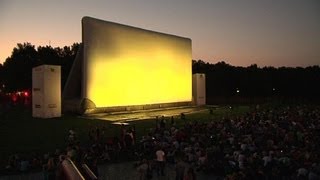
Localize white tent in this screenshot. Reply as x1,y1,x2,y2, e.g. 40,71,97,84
32,65,61,118
192,73,206,106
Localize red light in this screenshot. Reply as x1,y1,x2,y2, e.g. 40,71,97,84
12,94,17,102
24,91,29,97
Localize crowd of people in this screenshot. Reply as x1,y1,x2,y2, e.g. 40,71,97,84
2,104,320,180
135,105,320,180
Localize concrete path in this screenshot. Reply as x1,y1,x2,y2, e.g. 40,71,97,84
0,161,220,180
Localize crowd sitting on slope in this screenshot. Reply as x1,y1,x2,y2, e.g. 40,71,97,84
3,105,320,180
135,105,320,179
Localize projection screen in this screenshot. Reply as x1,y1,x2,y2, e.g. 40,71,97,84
81,17,192,109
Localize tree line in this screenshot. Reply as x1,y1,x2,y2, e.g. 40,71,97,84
193,60,320,103
0,42,80,92
0,43,319,102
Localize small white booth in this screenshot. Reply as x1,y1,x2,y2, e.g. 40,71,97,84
32,65,61,118
192,73,206,106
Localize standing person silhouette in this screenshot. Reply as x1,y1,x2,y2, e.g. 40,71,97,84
155,147,165,176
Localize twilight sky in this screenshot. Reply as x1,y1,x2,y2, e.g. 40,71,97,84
0,0,319,67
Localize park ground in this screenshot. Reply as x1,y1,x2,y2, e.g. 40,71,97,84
0,105,251,170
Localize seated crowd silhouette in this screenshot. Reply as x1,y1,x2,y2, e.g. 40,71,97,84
2,105,320,180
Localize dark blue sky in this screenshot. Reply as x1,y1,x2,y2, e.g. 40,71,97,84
1,0,319,67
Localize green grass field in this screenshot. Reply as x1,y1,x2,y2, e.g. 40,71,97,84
0,105,251,167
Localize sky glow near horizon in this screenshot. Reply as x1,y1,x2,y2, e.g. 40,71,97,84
0,0,319,67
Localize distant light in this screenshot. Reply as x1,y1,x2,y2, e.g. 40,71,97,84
24,91,29,97
272,88,276,91
12,94,17,102
236,90,240,93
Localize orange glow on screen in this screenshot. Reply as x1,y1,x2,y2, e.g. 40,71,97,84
82,17,192,108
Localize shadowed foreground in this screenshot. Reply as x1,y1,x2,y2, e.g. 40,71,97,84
0,161,218,180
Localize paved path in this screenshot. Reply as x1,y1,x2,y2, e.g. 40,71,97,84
0,172,43,180
84,106,209,122
0,162,220,180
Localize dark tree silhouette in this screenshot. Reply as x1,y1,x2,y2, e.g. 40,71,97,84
192,60,320,104
0,42,80,92
2,43,38,92
0,44,319,104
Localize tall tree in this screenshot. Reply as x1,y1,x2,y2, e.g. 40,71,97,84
0,64,4,92
2,43,38,91
0,42,80,92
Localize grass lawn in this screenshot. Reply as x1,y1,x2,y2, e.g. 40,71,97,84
0,105,251,167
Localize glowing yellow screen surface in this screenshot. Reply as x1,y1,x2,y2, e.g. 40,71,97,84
82,17,192,107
